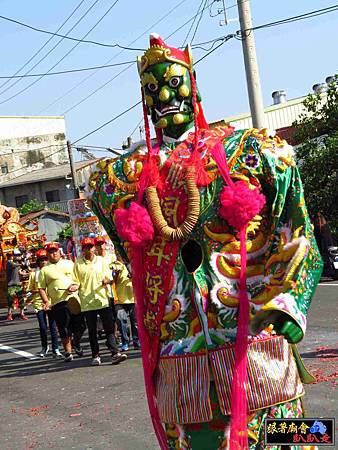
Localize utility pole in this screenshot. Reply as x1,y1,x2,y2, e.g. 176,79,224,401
67,140,79,198
237,0,266,129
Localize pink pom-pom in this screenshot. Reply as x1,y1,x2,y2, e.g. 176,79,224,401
219,181,265,230
114,202,154,246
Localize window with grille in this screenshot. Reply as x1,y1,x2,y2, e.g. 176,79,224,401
45,190,60,202
15,195,29,208
1,163,8,174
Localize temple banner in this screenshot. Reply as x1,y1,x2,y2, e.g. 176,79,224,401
67,198,114,258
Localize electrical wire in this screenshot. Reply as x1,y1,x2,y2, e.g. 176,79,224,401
0,0,86,92
166,0,216,39
0,0,202,52
62,63,134,115
60,2,220,115
3,2,338,179
75,144,122,150
61,3,215,116
1,147,66,178
71,101,141,145
129,117,143,137
182,0,206,46
0,0,121,105
38,0,189,114
0,60,135,79
0,12,144,51
250,4,338,32
65,3,338,139
1,31,219,180
0,0,101,98
190,0,208,43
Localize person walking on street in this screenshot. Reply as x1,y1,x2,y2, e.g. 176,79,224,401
112,258,140,352
94,235,117,316
6,251,27,321
72,237,127,366
94,236,116,338
38,243,85,362
27,249,62,358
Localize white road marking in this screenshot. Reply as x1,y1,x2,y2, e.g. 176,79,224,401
0,344,38,360
318,283,338,286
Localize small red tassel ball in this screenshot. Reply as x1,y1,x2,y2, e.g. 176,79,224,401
219,181,265,230
114,202,154,246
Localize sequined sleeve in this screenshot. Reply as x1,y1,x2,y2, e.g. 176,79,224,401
250,132,323,337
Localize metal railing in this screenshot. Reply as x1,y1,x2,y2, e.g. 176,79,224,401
46,200,69,213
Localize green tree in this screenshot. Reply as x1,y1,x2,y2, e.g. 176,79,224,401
57,222,73,240
293,75,338,240
18,198,45,215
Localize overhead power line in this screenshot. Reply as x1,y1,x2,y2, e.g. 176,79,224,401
0,0,121,105
182,0,206,46
2,1,337,181
1,28,221,179
0,0,101,98
71,101,142,145
0,12,146,51
249,4,338,31
0,60,135,79
62,3,338,144
59,2,221,116
190,0,209,43
38,0,189,114
166,0,216,39
0,0,86,92
63,63,135,115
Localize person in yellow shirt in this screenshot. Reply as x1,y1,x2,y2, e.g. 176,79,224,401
27,249,62,358
38,242,86,362
72,237,127,366
111,258,140,352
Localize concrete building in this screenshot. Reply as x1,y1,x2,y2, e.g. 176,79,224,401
0,116,68,183
0,160,96,211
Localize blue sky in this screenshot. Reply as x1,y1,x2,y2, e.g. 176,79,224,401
0,0,337,158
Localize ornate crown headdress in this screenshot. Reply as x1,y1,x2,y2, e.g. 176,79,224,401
137,33,193,75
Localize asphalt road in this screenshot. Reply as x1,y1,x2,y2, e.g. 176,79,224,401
0,281,337,450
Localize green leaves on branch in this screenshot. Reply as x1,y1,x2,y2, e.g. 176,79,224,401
57,222,73,240
293,75,338,239
18,198,45,215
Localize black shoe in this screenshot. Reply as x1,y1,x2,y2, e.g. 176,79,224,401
111,352,127,365
64,352,73,362
73,344,84,357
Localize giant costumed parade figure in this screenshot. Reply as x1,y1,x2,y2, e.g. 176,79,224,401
87,34,322,450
